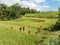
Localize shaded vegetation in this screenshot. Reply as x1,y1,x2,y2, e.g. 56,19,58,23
49,8,60,31
0,3,38,20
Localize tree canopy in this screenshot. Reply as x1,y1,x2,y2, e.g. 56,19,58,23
0,3,39,20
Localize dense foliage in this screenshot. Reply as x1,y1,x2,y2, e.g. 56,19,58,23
0,3,38,20
48,8,60,31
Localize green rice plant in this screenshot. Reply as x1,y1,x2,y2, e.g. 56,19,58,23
43,37,60,45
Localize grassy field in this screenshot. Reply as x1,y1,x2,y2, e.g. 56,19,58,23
0,13,60,45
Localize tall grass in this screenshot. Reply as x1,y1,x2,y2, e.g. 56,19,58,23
0,27,42,45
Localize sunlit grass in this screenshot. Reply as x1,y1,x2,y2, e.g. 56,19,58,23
0,13,60,45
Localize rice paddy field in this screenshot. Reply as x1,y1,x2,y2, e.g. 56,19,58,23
0,13,60,45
